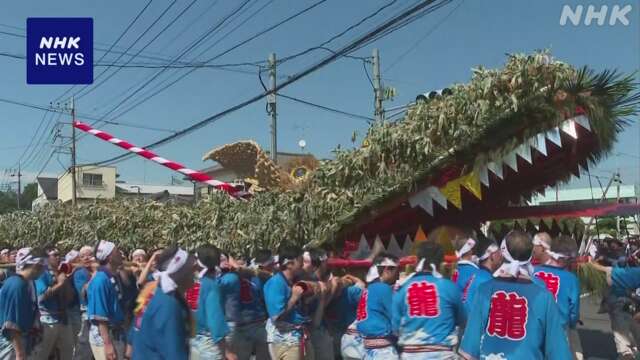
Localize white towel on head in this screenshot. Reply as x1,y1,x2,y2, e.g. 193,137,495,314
16,248,44,271
365,257,398,283
493,239,533,278
455,238,476,259
158,248,189,293
65,250,80,264
96,241,116,262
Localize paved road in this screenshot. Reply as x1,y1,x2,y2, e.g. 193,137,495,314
579,295,618,359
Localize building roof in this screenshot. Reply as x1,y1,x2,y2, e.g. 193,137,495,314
531,185,638,205
36,177,58,199
116,183,194,196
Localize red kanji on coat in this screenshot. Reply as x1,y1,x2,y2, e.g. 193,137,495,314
451,270,459,284
356,290,368,321
535,271,561,301
406,281,440,318
486,291,528,340
462,275,475,302
185,281,200,311
240,279,254,304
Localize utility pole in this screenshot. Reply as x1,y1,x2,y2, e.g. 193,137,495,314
372,48,384,121
616,170,621,234
268,53,278,164
13,162,22,210
70,96,77,207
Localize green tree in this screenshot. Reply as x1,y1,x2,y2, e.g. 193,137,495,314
0,182,38,213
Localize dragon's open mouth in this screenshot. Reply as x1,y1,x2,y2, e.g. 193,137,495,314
339,112,597,253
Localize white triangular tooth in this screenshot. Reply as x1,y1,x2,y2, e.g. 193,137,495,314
533,133,547,156
546,127,562,147
387,235,403,257
574,115,591,131
372,235,384,254
402,235,414,256
409,190,434,215
478,165,490,187
516,143,532,164
504,151,518,172
426,186,447,209
488,162,504,179
561,120,578,139
350,234,371,259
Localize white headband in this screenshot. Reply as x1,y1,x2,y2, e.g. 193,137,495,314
96,241,116,262
479,243,499,261
493,239,533,278
415,258,442,278
16,247,45,271
158,248,189,293
366,257,398,283
65,250,80,264
455,238,476,259
250,256,276,270
532,235,550,250
533,235,567,261
302,251,327,265
131,249,146,258
1,249,9,255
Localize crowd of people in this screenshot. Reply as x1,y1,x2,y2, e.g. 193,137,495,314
0,230,638,359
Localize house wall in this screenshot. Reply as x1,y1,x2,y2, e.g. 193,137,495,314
58,166,117,202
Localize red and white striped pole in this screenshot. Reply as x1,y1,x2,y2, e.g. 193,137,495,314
73,121,239,196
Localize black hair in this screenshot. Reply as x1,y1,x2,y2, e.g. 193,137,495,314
254,249,273,264
416,241,444,266
155,246,179,272
475,233,497,259
306,248,327,268
196,244,220,271
374,251,399,265
505,230,533,261
278,245,302,269
552,235,578,258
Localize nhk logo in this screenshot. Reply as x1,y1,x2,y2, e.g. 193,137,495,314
27,18,93,84
560,4,633,26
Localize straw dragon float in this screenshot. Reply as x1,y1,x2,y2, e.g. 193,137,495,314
0,51,637,260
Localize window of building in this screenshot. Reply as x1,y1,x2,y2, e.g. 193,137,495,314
82,173,103,187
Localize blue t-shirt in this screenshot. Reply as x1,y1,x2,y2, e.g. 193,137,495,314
35,270,65,323
87,269,124,327
534,265,581,328
0,275,38,339
195,276,229,343
392,273,465,347
611,267,640,297
132,288,189,360
218,272,241,323
463,266,494,315
264,272,308,326
460,277,571,360
238,276,267,324
73,267,90,308
325,285,363,333
356,281,394,338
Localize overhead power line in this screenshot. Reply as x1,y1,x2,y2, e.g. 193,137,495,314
278,93,374,122
87,0,450,167
99,0,325,122
0,96,177,133
53,0,154,103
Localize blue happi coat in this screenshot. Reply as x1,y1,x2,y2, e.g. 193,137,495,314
195,276,229,343
533,264,580,328
460,277,571,360
463,266,494,315
453,261,480,304
391,272,465,347
132,288,190,360
356,280,393,339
